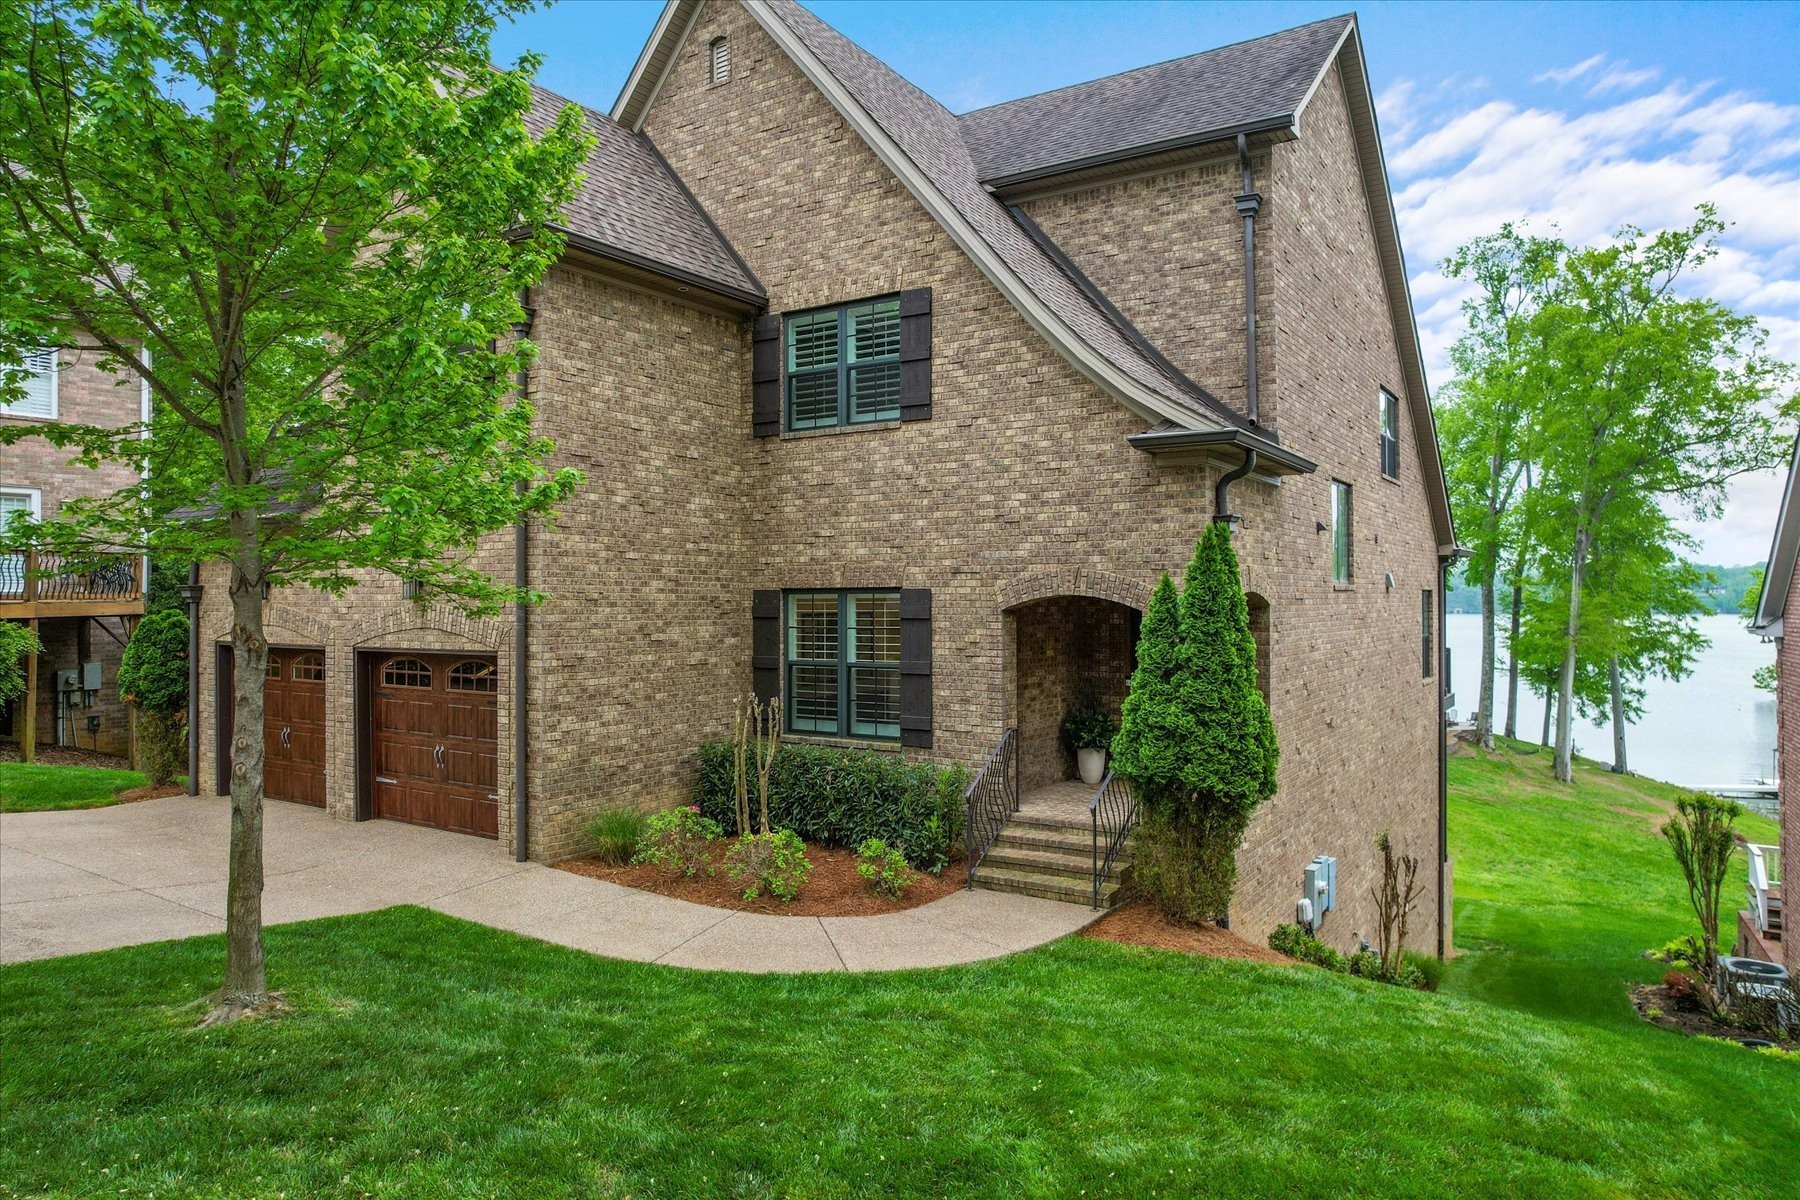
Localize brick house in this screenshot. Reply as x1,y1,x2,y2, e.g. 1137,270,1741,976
2,346,148,759
188,1,1458,950
1745,438,1795,974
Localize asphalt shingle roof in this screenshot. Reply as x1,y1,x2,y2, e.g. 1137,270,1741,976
957,15,1353,184
526,86,761,300
763,0,1243,429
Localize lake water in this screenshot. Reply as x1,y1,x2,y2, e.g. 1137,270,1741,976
1446,612,1777,806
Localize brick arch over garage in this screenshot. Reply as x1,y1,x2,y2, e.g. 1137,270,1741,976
346,605,504,652
205,603,334,649
998,568,1152,615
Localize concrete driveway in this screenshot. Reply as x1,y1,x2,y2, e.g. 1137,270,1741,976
0,794,1098,971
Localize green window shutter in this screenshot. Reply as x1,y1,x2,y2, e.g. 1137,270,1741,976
898,587,932,748
752,316,782,438
898,288,932,423
752,589,781,703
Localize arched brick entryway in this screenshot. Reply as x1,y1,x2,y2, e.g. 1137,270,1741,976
1005,594,1141,794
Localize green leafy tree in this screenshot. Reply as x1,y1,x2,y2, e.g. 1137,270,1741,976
0,0,589,1021
1527,208,1791,782
0,621,43,709
1662,793,1742,975
119,609,191,784
1113,526,1277,920
1741,565,1776,692
1439,226,1562,749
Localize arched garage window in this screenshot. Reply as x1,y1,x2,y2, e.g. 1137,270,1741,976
382,658,432,689
447,660,496,693
290,652,325,682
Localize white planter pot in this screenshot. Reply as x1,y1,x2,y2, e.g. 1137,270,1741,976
1077,747,1107,786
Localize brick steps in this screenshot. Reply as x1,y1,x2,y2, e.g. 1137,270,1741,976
972,810,1132,907
975,863,1121,907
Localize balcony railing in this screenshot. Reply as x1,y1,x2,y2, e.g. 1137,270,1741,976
1747,842,1782,938
0,550,145,606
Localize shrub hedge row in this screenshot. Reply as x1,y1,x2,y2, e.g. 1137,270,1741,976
696,741,968,872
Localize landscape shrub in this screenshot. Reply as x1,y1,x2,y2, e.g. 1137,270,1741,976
118,610,191,784
1649,935,1704,971
1268,923,1345,972
632,806,720,877
137,711,187,786
587,808,645,866
1662,793,1742,975
1664,969,1697,1003
697,741,967,872
1346,950,1384,979
1060,696,1117,753
1403,951,1447,992
0,621,43,708
723,830,811,902
855,838,915,900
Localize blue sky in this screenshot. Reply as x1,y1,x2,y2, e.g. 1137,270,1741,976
493,1,1800,566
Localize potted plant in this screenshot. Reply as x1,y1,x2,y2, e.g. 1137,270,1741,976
1061,697,1118,786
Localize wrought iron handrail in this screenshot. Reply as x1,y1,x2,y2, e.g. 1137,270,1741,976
0,550,144,603
1090,771,1136,909
964,727,1018,887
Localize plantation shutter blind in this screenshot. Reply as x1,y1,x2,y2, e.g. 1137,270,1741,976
897,588,933,748
751,315,782,438
752,590,782,705
6,347,56,419
898,288,932,422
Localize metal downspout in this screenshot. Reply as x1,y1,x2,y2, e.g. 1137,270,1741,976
180,565,202,796
1235,133,1263,428
1213,449,1258,526
1437,555,1450,958
512,291,535,864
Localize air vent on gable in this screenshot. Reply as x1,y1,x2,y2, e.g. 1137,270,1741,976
709,35,730,86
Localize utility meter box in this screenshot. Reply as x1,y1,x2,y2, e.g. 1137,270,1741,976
1303,855,1338,922
81,661,102,693
53,669,79,694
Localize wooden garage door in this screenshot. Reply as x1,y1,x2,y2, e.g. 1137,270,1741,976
262,649,326,807
370,653,498,838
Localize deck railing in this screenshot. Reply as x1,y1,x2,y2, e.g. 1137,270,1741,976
0,550,144,604
1089,771,1136,908
964,727,1018,888
1747,842,1782,936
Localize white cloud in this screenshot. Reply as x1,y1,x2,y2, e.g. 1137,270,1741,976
1386,55,1800,564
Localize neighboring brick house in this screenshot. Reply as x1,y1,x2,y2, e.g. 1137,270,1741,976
190,1,1459,951
1,345,148,758
1746,438,1796,976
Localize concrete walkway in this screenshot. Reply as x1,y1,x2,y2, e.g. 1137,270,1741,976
0,794,1099,971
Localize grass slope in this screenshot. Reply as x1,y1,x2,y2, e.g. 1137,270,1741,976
0,762,150,812
1444,738,1780,1026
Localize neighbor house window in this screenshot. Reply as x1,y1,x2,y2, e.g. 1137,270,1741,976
1421,590,1434,678
785,297,901,430
1,489,41,596
3,347,57,420
1379,388,1400,479
785,590,901,739
708,35,730,85
1330,481,1353,584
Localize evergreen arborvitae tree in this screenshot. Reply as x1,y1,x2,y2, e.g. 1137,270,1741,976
1110,571,1187,805
1113,524,1279,922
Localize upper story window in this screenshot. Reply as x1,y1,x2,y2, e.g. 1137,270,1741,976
1379,388,1400,480
3,348,58,420
1330,480,1353,585
786,297,901,430
1420,590,1434,679
708,35,730,85
785,590,901,740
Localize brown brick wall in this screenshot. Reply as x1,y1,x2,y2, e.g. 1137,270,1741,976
1780,562,1800,976
641,2,1444,950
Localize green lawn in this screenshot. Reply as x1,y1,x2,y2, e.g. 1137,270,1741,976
1443,737,1781,1027
0,748,1792,1198
0,761,154,813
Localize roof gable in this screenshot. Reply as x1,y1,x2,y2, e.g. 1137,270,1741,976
959,15,1353,187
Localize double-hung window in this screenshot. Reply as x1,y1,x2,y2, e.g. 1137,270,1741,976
1330,481,1353,584
1421,589,1434,678
1379,388,1400,479
785,297,902,430
785,590,901,739
0,489,39,596
3,348,57,420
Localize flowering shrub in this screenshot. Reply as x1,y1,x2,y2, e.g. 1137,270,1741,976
723,829,811,902
633,806,721,877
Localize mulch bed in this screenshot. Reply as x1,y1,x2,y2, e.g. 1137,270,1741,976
1630,981,1798,1049
113,782,187,804
556,841,965,917
0,745,135,769
1082,901,1296,964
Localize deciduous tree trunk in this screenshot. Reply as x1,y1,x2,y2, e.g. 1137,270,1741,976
211,566,271,1022
1609,655,1627,774
1554,527,1590,783
1478,580,1496,750
1504,583,1522,741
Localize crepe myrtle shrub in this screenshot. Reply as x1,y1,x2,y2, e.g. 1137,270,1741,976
1112,524,1278,921
118,609,191,784
697,741,967,872
1662,792,1743,976
0,0,590,1023
633,807,722,878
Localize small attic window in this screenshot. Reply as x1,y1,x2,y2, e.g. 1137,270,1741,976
708,35,730,86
